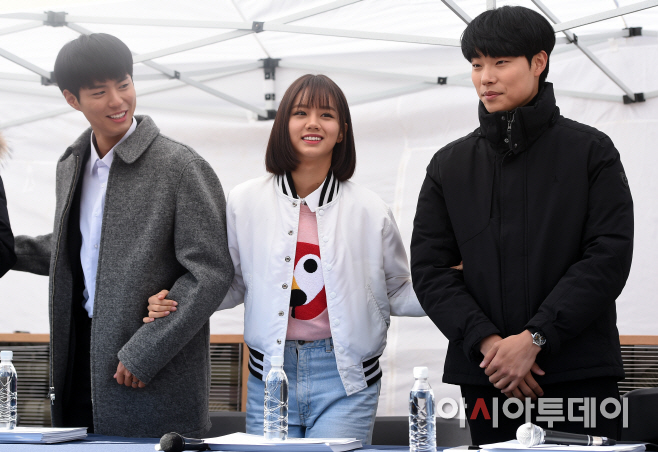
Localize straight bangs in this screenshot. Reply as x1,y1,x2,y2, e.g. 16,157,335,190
295,79,343,123
75,45,132,89
462,32,529,62
265,74,356,181
461,6,555,84
54,33,133,98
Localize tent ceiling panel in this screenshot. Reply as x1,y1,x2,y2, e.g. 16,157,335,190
0,0,656,128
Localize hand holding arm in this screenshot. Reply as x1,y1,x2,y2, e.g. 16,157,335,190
142,290,177,323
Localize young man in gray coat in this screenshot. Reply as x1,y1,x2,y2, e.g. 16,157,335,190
12,33,234,437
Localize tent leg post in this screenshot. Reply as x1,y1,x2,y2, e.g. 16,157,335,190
260,58,280,121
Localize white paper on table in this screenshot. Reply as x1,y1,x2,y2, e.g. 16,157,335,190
204,432,362,452
0,426,87,444
481,440,646,452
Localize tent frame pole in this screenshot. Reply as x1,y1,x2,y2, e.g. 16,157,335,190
0,21,42,36
0,48,52,81
440,0,472,24
553,0,658,32
1,0,657,129
532,0,640,101
66,22,269,117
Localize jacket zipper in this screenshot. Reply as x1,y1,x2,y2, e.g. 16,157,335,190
49,154,80,406
499,112,515,334
506,113,515,152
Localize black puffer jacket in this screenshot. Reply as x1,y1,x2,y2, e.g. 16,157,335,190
0,134,16,277
411,84,634,386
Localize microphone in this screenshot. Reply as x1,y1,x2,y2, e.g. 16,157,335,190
155,432,210,452
517,422,616,447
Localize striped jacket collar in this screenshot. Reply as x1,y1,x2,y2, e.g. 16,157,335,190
275,171,340,210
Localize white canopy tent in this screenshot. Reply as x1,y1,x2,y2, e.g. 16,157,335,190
0,0,657,416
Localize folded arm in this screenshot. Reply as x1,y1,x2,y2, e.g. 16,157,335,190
214,190,244,311
382,205,424,317
410,170,500,362
118,159,235,384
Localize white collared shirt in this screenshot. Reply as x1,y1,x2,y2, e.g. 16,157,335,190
80,118,136,317
299,182,323,213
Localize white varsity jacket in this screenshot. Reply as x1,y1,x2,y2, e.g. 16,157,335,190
219,173,425,396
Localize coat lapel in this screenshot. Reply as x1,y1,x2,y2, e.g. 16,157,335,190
113,115,160,164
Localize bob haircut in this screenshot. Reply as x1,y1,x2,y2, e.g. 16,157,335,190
54,33,133,100
461,6,556,85
265,74,356,181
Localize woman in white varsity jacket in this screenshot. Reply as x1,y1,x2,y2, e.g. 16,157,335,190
145,74,425,444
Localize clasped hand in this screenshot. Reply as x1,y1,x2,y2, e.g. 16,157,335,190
113,361,145,388
479,331,545,400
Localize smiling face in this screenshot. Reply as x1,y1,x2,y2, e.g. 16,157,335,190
471,52,547,113
63,74,136,155
288,90,344,165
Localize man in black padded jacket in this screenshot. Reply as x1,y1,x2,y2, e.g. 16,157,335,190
411,6,633,445
0,132,16,277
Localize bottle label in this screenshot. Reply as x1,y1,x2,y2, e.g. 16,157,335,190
0,371,17,425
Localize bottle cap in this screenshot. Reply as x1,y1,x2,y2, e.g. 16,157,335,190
413,366,428,379
271,356,284,367
1,350,13,361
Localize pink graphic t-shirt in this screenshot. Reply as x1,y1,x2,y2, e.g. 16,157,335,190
286,203,331,340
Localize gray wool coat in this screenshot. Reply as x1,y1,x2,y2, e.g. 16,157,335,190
14,115,234,437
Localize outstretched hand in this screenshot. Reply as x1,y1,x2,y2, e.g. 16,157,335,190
143,289,177,323
479,331,544,398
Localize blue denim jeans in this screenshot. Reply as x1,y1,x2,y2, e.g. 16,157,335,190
246,338,380,444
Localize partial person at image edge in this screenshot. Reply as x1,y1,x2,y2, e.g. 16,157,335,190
0,133,17,277
11,33,234,437
410,6,633,444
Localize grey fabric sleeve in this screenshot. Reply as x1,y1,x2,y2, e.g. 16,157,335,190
13,234,53,276
117,158,234,384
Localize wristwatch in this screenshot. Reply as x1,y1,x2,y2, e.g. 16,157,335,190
530,330,546,348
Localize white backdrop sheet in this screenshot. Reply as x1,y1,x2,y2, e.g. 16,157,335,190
0,0,657,416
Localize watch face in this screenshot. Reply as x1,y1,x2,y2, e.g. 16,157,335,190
532,332,546,346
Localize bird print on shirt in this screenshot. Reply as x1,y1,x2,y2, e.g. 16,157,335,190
289,242,327,320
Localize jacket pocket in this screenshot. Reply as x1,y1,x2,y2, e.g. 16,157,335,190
366,283,390,329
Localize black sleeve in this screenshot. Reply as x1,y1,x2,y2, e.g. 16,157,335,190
0,176,17,277
410,159,500,363
525,136,634,354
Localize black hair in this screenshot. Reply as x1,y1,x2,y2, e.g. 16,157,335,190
265,74,356,181
54,33,133,100
461,6,556,85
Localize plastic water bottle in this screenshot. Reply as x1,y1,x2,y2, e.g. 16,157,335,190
264,355,288,440
0,351,17,430
409,366,436,452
